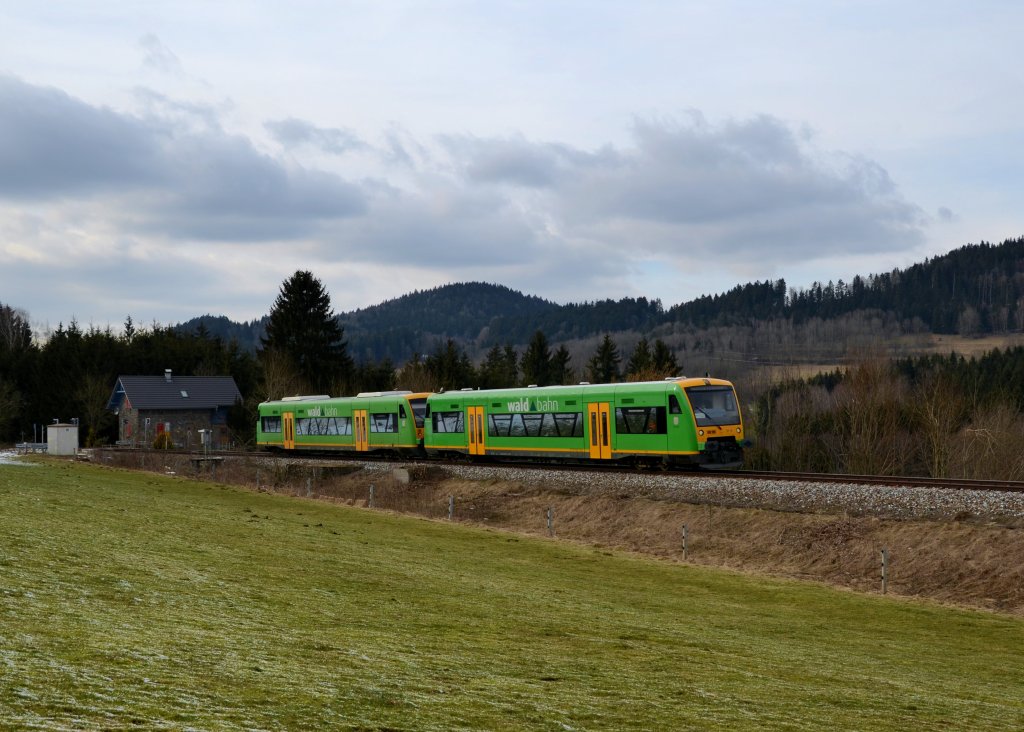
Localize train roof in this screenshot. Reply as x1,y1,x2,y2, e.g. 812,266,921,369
427,377,734,399
259,391,429,408
258,378,734,409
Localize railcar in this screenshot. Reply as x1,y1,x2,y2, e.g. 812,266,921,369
424,377,745,469
256,391,428,455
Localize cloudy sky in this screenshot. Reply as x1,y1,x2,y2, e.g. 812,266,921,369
1,2,1021,333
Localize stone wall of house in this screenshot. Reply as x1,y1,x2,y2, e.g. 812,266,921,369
119,408,231,449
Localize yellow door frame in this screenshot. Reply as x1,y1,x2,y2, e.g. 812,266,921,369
467,406,486,456
587,402,611,459
354,410,369,451
283,412,295,450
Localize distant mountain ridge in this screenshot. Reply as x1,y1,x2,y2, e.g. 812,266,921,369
177,236,1024,364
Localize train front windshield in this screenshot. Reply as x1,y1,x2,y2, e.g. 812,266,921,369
684,386,740,427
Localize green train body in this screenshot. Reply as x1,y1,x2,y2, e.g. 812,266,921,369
425,377,744,468
257,377,745,469
256,391,428,454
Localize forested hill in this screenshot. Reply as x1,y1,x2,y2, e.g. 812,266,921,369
337,283,557,362
178,236,1024,362
175,314,266,353
667,236,1024,331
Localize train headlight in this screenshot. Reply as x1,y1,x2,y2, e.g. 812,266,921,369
736,427,741,433
698,429,704,436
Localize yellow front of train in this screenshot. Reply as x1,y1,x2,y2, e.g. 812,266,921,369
676,376,746,468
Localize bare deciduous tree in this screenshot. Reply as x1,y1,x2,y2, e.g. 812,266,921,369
912,372,969,478
259,348,306,401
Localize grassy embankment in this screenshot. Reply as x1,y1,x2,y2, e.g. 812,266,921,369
1,459,1022,730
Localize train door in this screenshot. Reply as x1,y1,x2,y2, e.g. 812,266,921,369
587,402,612,459
354,410,369,452
467,406,486,456
283,412,295,450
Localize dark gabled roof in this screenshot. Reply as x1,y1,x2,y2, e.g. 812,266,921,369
107,375,242,411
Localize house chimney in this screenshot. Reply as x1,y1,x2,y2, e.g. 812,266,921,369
164,369,172,383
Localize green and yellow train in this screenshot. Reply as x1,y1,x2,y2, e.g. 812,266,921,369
257,377,745,469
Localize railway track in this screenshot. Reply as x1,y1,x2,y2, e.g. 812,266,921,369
94,447,1024,494
711,470,1024,493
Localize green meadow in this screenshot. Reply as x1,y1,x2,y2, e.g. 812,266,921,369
1,459,1022,731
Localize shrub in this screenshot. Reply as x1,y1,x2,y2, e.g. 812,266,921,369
152,432,173,450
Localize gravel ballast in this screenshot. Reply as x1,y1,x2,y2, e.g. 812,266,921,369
360,462,1024,521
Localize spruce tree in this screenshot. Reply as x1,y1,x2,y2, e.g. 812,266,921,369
550,345,572,385
651,339,680,376
260,271,352,394
520,330,552,386
626,338,652,377
479,344,518,388
425,339,475,390
585,334,621,383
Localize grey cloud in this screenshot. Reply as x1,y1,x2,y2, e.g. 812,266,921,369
265,117,367,155
139,34,183,74
439,133,614,188
132,87,225,134
324,188,550,268
0,74,164,197
382,127,417,167
151,135,366,240
0,75,366,241
441,116,924,262
441,134,564,187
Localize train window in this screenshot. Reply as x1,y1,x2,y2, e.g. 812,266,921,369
261,416,282,433
489,414,512,437
432,411,464,433
509,415,528,437
539,414,558,437
399,404,407,419
685,386,740,427
370,413,398,433
296,417,351,436
669,395,682,414
615,407,667,435
409,398,427,428
555,413,584,437
487,412,584,437
521,414,544,437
